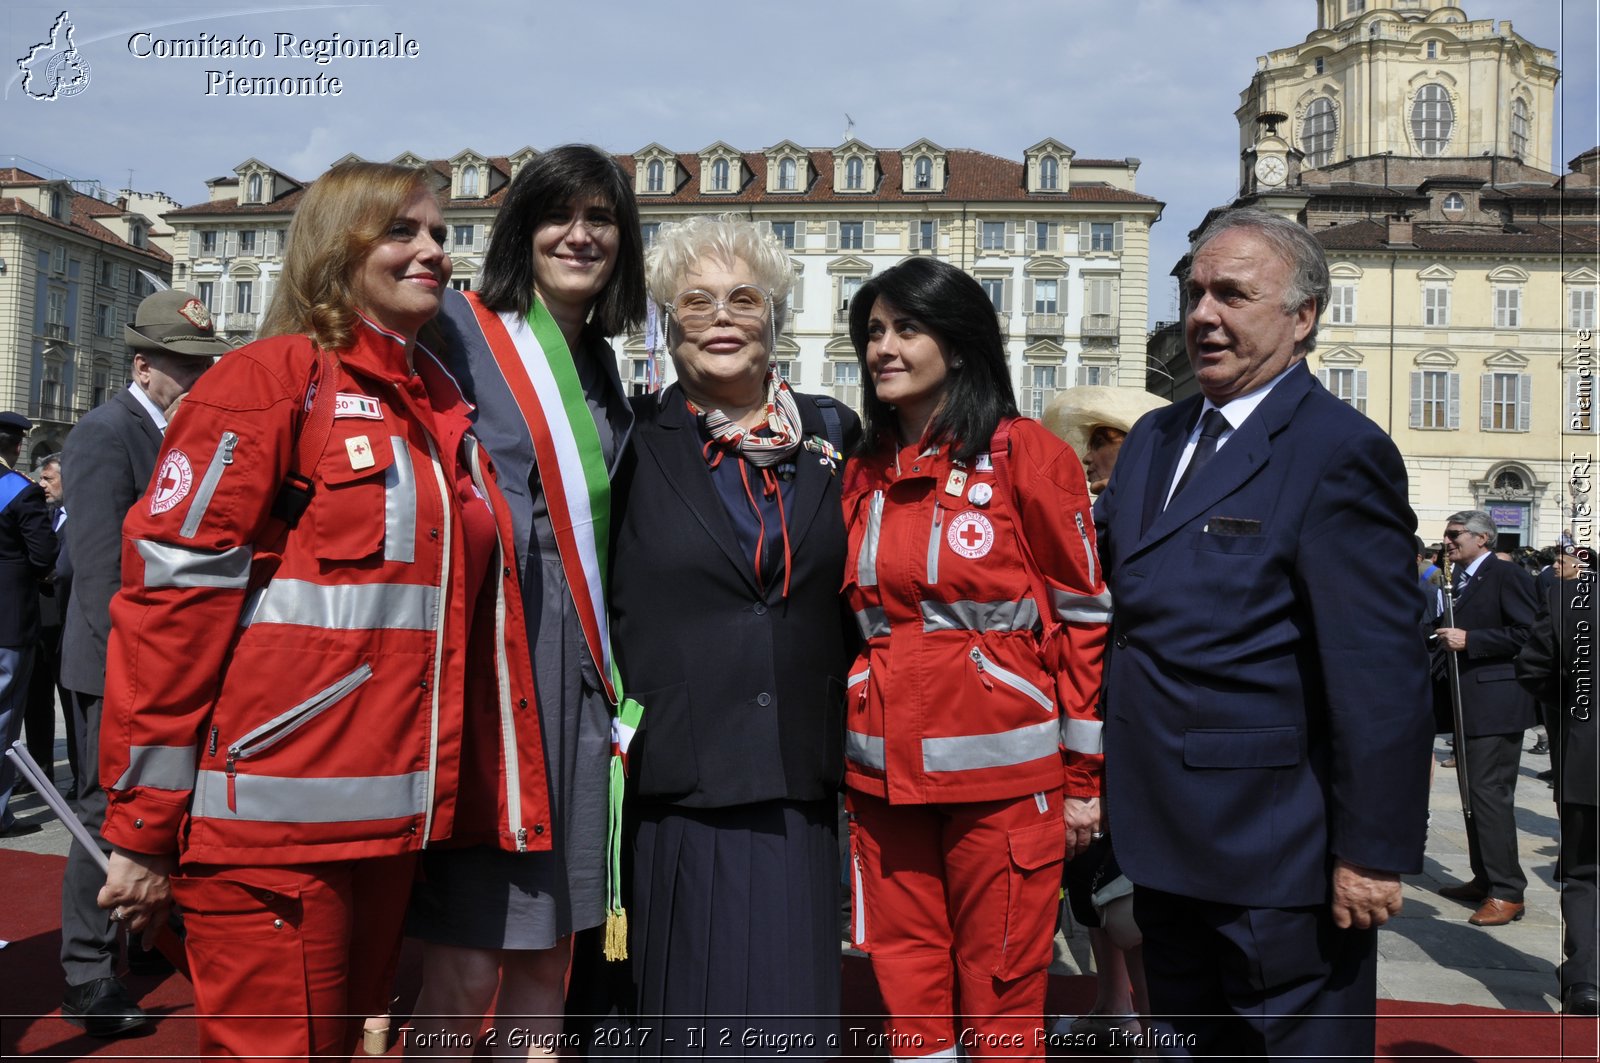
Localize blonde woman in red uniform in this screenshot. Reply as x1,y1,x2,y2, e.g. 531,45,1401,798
841,257,1107,1061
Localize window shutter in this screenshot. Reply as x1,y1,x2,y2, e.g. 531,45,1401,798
472,225,485,253
224,232,237,258
227,284,238,314
928,220,938,250
264,228,277,256
826,221,839,252
1002,279,1013,313
1356,370,1368,412
1024,279,1035,310
757,220,772,237
786,360,801,385
188,232,200,258
1480,373,1493,430
1020,382,1034,414
1317,367,1330,388
820,360,834,386
1024,225,1035,252
1114,221,1124,252
790,272,804,313
1079,221,1090,250
1409,372,1423,428
1005,221,1016,250
1447,372,1461,429
1518,373,1532,431
1048,224,1059,252
259,279,272,318
864,220,875,251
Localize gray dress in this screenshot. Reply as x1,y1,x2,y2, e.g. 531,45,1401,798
408,338,625,951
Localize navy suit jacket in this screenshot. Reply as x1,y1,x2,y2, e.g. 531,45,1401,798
1097,362,1433,908
59,387,163,696
1433,553,1538,737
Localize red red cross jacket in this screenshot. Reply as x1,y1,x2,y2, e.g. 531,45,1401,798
100,320,550,867
841,418,1107,805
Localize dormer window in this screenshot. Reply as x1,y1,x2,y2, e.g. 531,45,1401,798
1442,192,1464,212
778,157,797,191
129,222,144,248
460,165,479,198
914,157,933,190
1039,156,1059,191
712,158,730,191
1426,40,1437,59
647,159,665,193
49,189,64,220
247,173,263,203
845,157,864,190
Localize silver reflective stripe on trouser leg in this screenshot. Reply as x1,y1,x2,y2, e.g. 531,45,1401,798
383,436,416,563
846,730,885,771
135,540,252,589
192,770,428,823
858,491,883,588
921,718,1060,772
112,744,198,791
851,840,866,946
238,580,439,630
1050,587,1113,625
1062,717,1104,755
920,598,1041,633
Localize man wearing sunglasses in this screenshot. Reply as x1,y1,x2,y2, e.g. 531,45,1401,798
1431,509,1539,926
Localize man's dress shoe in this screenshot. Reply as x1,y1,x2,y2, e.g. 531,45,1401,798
61,977,148,1037
1467,898,1525,926
1564,983,1600,1016
1438,881,1488,904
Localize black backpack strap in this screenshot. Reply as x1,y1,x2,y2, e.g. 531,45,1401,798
812,395,844,452
270,346,339,529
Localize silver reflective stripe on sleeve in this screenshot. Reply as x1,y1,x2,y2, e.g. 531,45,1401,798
922,718,1060,773
857,492,883,588
921,599,1041,633
135,540,252,589
238,580,438,630
1062,717,1105,755
112,744,197,791
846,730,885,770
926,504,944,584
1050,587,1113,625
179,431,239,539
383,436,417,564
855,607,889,639
192,770,428,823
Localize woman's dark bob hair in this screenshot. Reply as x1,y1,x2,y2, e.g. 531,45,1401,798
847,257,1017,463
477,144,647,338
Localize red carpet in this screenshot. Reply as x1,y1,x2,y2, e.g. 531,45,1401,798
3,850,1595,1060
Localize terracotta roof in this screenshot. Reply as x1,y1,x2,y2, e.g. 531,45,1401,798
1316,218,1599,254
0,194,171,263
0,166,46,182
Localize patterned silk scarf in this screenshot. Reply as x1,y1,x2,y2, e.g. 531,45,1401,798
684,367,804,466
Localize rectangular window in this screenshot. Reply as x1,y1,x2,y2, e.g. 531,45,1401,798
1090,223,1116,252
1033,221,1057,252
1085,277,1116,332
1493,287,1520,328
196,280,215,311
234,281,254,315
1571,287,1597,331
1024,365,1057,419
238,230,256,254
449,277,472,291
640,222,661,248
1329,284,1356,325
96,304,114,337
769,221,795,249
839,221,864,250
839,274,864,312
46,289,66,326
981,221,1007,251
453,225,474,248
773,360,797,385
627,358,655,397
980,277,1005,313
1076,364,1110,387
1423,283,1450,326
1033,279,1059,314
1483,371,1529,432
918,220,936,251
93,369,111,408
1320,367,1368,413
100,260,115,287
1411,369,1457,429
826,359,862,412
201,231,217,255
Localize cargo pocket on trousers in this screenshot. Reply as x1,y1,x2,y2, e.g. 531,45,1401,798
996,817,1067,981
171,871,310,1037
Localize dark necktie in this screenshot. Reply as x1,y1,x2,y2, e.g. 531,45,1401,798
1169,409,1228,503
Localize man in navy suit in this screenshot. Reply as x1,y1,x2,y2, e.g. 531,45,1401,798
1097,208,1433,1058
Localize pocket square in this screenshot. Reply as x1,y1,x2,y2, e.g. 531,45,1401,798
1204,517,1262,536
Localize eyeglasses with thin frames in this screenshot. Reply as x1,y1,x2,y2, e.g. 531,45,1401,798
665,285,772,332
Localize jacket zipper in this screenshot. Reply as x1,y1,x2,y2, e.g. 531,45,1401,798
847,665,870,708
968,647,1053,712
224,663,374,811
179,431,238,539
1074,511,1096,587
927,503,944,584
467,435,524,849
420,434,452,843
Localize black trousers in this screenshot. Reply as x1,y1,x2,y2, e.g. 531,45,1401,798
1463,732,1527,902
1560,802,1598,990
59,690,119,986
1134,885,1378,1061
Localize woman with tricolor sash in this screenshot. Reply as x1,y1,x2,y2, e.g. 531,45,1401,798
408,145,646,1055
607,215,860,1054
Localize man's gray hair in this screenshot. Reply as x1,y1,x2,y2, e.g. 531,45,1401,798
38,451,61,470
1189,207,1331,354
1446,509,1498,549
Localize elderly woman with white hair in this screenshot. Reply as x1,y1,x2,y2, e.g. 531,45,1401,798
608,214,860,1051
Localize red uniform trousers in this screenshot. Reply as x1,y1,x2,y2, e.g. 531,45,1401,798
847,789,1065,1062
170,853,416,1062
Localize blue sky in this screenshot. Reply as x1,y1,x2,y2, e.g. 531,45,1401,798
5,0,1595,323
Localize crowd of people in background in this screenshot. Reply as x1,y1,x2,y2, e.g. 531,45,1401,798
0,160,1595,1063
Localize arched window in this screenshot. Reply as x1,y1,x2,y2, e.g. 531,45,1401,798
647,159,665,193
915,157,933,190
460,165,479,197
1411,84,1454,156
1443,192,1465,212
845,156,864,190
778,157,797,191
1494,470,1525,492
1039,156,1058,190
1510,99,1529,158
1301,97,1337,169
247,173,263,203
712,158,730,191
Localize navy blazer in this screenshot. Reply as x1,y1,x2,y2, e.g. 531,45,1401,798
1097,362,1433,909
1434,553,1538,737
0,469,56,647
59,388,163,695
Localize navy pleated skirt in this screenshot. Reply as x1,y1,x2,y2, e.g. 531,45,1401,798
631,798,840,1057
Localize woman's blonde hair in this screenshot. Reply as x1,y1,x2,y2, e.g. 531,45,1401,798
645,213,794,336
258,161,437,351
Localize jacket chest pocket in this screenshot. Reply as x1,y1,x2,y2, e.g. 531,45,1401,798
310,430,399,561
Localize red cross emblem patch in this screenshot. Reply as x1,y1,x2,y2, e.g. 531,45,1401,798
947,510,994,559
149,450,194,515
